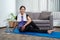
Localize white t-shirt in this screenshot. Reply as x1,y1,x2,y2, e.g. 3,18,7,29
17,13,27,22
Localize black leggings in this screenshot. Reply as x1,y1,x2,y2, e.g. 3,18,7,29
19,21,48,33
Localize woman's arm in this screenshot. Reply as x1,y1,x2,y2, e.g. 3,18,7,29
21,16,32,31
24,16,32,27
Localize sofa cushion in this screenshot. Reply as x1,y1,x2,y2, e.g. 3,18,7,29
26,12,40,20
40,11,51,20
33,20,50,24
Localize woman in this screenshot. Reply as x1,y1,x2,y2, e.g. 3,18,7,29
15,6,54,34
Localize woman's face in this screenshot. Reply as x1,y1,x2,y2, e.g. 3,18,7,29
20,7,26,14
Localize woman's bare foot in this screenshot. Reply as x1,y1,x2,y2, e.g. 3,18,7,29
47,29,55,34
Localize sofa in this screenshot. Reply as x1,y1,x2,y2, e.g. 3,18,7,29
26,11,53,30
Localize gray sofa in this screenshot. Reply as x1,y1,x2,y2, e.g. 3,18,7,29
26,11,53,30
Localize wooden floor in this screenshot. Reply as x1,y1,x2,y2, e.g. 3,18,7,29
0,28,60,40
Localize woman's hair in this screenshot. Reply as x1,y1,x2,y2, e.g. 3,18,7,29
20,6,26,10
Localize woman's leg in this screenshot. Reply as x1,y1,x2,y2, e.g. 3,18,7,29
24,25,48,33
30,21,39,29
19,21,54,34
23,21,48,33
30,21,55,34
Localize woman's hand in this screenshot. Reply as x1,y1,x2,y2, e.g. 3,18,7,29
21,26,26,31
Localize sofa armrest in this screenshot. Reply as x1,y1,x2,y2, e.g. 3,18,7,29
49,15,53,30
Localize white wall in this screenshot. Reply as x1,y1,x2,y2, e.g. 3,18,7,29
0,0,16,27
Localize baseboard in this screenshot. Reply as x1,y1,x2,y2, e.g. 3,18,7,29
0,26,6,29
0,26,13,29
54,26,60,28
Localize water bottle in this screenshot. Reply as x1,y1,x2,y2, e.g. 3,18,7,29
5,22,11,33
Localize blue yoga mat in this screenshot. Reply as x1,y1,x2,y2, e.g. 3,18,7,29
13,28,60,39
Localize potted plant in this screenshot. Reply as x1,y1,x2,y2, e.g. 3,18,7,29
7,13,16,27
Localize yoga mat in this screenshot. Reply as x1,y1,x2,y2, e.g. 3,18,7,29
13,28,60,39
